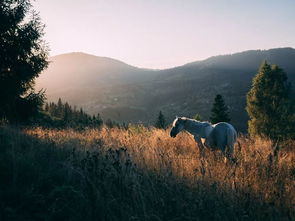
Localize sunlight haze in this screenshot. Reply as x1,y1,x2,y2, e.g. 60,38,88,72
33,0,295,69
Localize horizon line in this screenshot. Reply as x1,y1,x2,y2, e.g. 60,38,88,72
49,46,295,70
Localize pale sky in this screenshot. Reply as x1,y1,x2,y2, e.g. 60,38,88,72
33,0,295,69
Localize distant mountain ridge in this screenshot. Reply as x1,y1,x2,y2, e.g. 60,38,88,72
36,47,295,131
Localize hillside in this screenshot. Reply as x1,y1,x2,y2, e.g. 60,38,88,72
36,52,157,104
36,48,295,131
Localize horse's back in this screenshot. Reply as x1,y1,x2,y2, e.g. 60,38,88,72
207,122,237,150
214,122,236,136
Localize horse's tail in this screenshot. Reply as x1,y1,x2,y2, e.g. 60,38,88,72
226,127,236,155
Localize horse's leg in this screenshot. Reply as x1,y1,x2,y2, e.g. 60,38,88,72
224,144,237,164
214,139,229,163
225,145,232,159
194,136,205,157
194,136,204,149
225,129,238,164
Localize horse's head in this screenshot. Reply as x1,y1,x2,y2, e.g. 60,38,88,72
170,117,185,138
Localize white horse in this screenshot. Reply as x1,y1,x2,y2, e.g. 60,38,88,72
170,117,237,159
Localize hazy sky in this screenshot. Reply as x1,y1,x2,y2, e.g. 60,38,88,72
33,0,295,69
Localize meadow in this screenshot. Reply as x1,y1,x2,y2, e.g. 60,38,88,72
0,125,294,220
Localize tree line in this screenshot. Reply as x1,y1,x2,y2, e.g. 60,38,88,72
41,98,103,129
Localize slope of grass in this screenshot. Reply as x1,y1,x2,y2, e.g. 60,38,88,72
0,126,294,220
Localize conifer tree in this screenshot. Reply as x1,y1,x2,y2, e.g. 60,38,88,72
246,61,294,140
57,98,63,117
0,0,48,122
95,113,103,128
210,94,230,124
43,99,104,129
63,102,71,122
44,103,49,112
155,111,166,129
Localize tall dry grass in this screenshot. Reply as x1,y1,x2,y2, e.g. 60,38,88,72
1,125,294,220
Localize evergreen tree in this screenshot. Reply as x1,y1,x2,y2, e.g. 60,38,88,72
210,94,230,124
63,102,72,122
42,99,104,129
57,98,63,118
95,113,103,128
0,0,48,122
155,111,166,129
246,61,294,140
44,103,49,112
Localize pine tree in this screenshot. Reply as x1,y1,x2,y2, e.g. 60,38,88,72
0,0,48,122
63,102,72,122
246,61,294,140
155,111,166,129
44,103,49,112
95,113,103,128
210,94,230,124
57,98,63,118
42,99,104,128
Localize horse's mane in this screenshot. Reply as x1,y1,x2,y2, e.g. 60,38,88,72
173,117,211,126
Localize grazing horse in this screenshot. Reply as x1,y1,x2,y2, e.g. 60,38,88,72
170,117,237,159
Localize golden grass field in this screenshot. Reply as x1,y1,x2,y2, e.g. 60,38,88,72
1,125,294,220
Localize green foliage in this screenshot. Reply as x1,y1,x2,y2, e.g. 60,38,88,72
210,94,230,124
155,111,166,129
246,61,295,140
0,0,48,122
193,113,202,121
42,98,103,129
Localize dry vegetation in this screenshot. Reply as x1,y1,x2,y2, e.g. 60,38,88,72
0,125,294,220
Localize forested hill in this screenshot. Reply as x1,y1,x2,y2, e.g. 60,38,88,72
36,47,295,131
